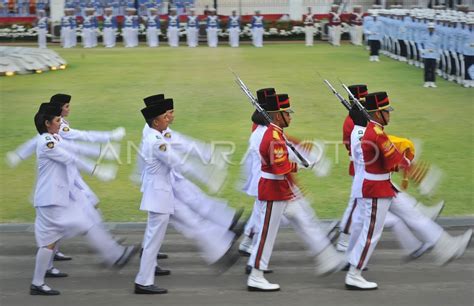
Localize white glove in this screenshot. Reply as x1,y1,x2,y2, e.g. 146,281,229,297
5,151,21,168
93,164,117,182
110,127,126,141
418,165,443,196
99,142,121,160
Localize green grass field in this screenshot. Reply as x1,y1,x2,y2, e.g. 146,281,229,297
0,42,473,223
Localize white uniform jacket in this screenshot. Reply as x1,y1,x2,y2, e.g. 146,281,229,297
34,133,96,208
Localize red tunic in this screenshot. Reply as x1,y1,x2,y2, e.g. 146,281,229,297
258,124,297,201
350,13,363,26
328,12,341,26
342,115,355,176
361,121,410,198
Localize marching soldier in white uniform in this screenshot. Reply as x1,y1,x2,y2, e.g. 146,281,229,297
36,9,48,49
186,8,199,48
30,103,137,296
206,8,219,48
60,8,71,48
251,10,264,47
145,8,160,48
167,8,180,47
303,7,315,47
102,7,117,48
134,98,243,294
228,10,240,48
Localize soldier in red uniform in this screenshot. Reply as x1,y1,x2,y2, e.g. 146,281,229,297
247,93,345,292
336,84,369,252
349,5,363,45
345,92,410,290
328,4,342,46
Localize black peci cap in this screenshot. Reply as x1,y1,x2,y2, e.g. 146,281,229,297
143,94,165,107
141,103,168,121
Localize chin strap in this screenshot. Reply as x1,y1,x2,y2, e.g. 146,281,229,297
280,111,289,128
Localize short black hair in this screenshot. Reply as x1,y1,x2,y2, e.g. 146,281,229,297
34,112,57,134
251,110,268,126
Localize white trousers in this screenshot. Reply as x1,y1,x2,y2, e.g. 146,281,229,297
103,28,116,47
167,27,179,47
146,27,159,47
82,28,94,48
252,28,264,47
91,29,98,47
228,27,240,47
329,26,341,46
390,192,443,247
172,177,235,229
351,25,362,46
60,28,67,47
340,196,357,235
349,197,391,270
305,26,314,46
122,28,136,47
135,212,170,286
206,28,218,47
186,28,199,47
249,198,331,270
38,29,47,48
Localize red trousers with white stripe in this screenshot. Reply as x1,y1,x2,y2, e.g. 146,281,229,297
348,197,391,270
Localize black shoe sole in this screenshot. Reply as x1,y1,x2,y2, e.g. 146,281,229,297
238,250,251,257
155,271,171,276
53,256,72,261
157,253,168,259
134,289,168,294
30,289,60,295
345,284,378,290
247,286,280,292
45,273,68,278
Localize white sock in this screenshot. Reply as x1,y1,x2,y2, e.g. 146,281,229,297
84,224,124,265
47,243,60,270
32,247,54,286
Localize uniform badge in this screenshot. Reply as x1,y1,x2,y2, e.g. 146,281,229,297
373,126,384,135
45,136,51,141
272,130,281,140
164,132,171,138
159,144,167,152
62,127,70,132
46,141,54,149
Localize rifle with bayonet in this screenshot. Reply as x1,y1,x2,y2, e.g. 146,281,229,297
231,69,311,168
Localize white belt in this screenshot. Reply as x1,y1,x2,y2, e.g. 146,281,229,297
364,172,390,181
261,172,285,181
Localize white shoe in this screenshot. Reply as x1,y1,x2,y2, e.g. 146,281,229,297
239,235,253,256
430,82,437,88
423,82,430,88
415,201,445,221
247,269,280,291
345,266,378,290
336,233,349,252
374,56,380,62
448,75,455,82
432,230,473,266
315,245,347,276
400,57,407,62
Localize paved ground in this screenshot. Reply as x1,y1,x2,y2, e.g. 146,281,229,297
0,222,473,306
